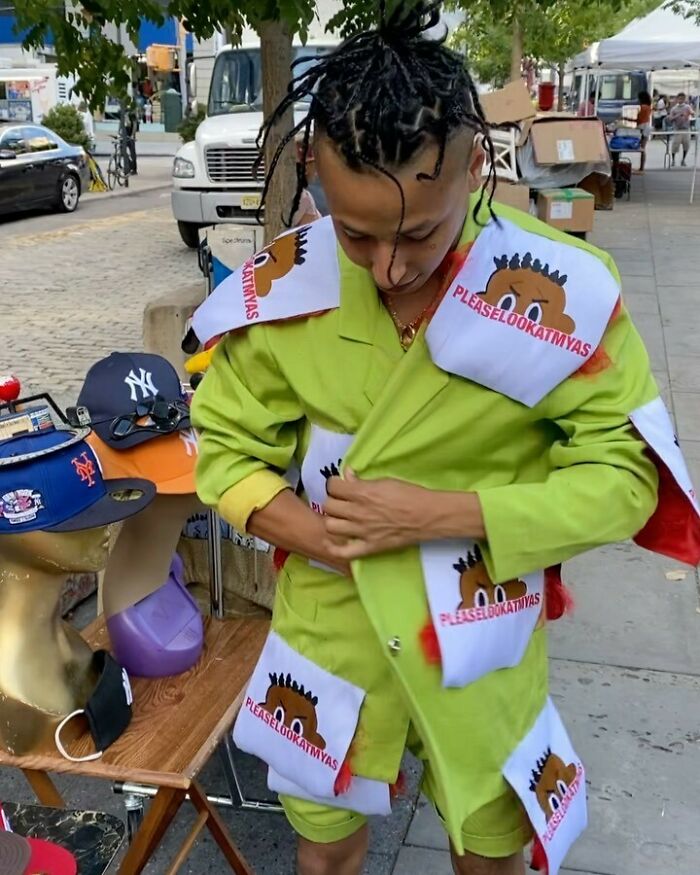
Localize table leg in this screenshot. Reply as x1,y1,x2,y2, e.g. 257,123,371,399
22,770,65,807
189,780,254,875
118,786,186,875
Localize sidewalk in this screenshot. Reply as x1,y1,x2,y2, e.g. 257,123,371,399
85,155,173,200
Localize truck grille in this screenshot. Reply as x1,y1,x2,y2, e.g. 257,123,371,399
205,147,264,184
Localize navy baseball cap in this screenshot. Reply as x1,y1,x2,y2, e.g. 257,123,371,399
0,428,155,534
77,352,190,450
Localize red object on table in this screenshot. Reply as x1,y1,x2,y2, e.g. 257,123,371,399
0,375,21,403
25,837,78,875
538,81,555,112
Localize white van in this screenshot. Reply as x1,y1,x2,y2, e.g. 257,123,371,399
170,39,336,248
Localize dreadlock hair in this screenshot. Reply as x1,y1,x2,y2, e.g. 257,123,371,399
256,0,497,254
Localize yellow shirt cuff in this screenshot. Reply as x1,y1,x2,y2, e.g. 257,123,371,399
218,470,291,534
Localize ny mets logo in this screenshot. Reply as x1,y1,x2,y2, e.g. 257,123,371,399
72,452,97,487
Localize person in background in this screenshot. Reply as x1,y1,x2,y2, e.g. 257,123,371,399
668,92,694,167
577,87,596,117
77,100,95,152
125,104,139,175
653,90,667,132
635,90,653,173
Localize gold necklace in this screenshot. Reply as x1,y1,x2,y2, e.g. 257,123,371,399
382,289,442,350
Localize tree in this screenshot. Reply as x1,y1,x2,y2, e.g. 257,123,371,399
41,104,91,150
450,0,658,94
14,0,319,240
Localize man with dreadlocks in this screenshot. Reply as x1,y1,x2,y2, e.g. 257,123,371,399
191,4,700,874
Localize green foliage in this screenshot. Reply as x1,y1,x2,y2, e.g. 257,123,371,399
41,104,91,150
449,0,660,87
177,104,206,142
13,0,325,111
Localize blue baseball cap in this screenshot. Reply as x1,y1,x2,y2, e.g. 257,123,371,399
78,352,190,449
0,428,155,534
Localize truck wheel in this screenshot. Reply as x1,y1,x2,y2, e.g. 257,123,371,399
178,221,201,249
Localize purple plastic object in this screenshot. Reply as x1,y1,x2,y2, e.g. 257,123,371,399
106,553,204,678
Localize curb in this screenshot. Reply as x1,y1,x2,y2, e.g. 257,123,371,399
86,182,172,202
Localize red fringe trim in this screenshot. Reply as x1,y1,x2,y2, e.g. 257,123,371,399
419,620,442,665
390,771,406,799
530,836,548,872
334,759,353,796
544,565,574,621
272,547,290,572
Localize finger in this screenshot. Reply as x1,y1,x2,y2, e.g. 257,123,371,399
326,538,374,560
344,467,358,481
323,497,364,521
326,475,359,499
324,516,364,538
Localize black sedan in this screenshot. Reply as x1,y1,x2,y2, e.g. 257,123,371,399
0,123,91,216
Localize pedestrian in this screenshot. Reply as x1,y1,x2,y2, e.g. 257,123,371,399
577,87,596,117
652,89,667,132
125,104,139,175
190,4,699,875
668,92,693,166
635,90,653,173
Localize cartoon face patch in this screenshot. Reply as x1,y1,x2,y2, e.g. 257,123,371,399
453,544,527,611
530,748,579,822
258,671,326,750
252,226,309,297
234,630,365,799
320,459,342,482
478,253,575,335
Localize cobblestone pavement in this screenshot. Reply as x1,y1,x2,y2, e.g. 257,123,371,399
3,202,194,408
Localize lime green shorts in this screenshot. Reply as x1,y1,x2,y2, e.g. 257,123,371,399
280,750,532,858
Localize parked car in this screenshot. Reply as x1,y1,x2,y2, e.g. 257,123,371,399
0,122,90,216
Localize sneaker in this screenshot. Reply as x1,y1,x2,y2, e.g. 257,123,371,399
672,157,676,166
681,160,687,167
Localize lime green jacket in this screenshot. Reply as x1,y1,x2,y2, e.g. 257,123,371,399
191,195,659,849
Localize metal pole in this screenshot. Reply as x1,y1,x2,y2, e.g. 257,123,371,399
115,22,130,188
175,16,188,116
207,508,225,619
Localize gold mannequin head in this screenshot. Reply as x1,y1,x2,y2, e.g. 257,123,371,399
0,525,112,576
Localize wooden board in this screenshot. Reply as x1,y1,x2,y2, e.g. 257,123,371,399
0,616,268,789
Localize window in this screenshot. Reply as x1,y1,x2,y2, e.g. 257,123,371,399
23,127,58,152
0,127,27,154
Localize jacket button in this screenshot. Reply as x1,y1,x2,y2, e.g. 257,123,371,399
387,636,401,655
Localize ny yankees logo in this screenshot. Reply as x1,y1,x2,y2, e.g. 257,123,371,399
178,428,198,456
124,368,158,402
72,452,97,487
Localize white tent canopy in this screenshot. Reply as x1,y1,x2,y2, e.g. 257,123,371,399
597,4,700,71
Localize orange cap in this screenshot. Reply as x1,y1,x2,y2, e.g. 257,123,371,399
87,428,198,495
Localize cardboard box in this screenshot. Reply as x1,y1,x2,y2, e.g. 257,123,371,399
481,80,536,126
537,189,595,233
492,181,531,213
530,119,608,165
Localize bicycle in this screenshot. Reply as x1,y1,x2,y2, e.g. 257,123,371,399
107,134,132,190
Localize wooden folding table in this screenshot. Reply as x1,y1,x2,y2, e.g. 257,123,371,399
0,615,269,875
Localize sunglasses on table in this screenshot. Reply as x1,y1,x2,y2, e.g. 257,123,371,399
109,396,190,441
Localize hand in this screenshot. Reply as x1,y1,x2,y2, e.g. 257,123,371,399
323,469,430,561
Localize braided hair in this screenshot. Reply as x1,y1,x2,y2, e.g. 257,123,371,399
256,0,497,236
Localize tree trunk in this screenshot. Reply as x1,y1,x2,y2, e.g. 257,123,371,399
509,17,523,82
557,62,565,111
259,18,296,243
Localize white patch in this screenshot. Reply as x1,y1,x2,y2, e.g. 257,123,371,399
192,217,341,346
124,368,158,402
504,698,587,875
0,489,44,526
268,768,393,816
426,218,619,407
233,631,365,799
630,396,699,513
420,540,543,687
300,425,355,575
